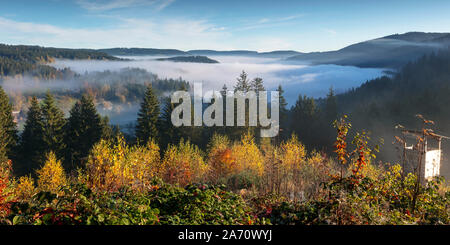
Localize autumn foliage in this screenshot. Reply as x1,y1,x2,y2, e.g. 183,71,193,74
36,152,67,193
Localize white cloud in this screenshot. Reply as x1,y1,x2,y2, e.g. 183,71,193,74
324,29,337,35
75,0,175,11
0,16,230,50
237,14,304,31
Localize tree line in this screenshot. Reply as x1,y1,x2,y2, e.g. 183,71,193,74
0,44,119,78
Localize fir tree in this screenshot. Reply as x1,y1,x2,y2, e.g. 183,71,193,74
0,86,18,160
234,70,251,92
41,91,66,158
0,127,7,164
324,87,338,124
136,84,160,145
159,96,181,150
250,77,265,93
277,85,288,140
65,94,103,170
18,97,44,175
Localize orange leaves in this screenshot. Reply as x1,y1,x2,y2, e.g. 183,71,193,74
207,134,237,183
333,115,381,181
0,160,12,217
333,116,351,166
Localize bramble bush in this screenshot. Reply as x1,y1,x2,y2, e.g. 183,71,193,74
4,180,264,225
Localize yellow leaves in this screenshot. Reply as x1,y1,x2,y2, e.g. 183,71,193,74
85,136,160,192
278,135,306,170
14,175,35,201
161,139,206,186
36,152,67,194
231,132,264,177
207,134,236,182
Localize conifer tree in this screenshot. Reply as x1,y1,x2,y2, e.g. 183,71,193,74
277,85,288,139
0,86,18,160
0,127,7,165
136,84,160,145
159,96,181,150
65,94,103,170
41,91,66,158
18,97,45,175
324,87,338,124
251,77,265,93
234,70,251,92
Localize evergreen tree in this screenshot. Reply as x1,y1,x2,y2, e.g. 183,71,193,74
291,95,318,148
251,77,265,93
18,97,45,175
324,87,338,124
65,94,103,170
0,127,7,164
159,96,181,150
41,91,66,158
277,85,288,139
136,84,160,145
234,70,251,92
0,86,18,160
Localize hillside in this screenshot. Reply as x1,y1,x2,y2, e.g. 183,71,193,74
288,49,450,179
0,44,120,78
287,32,450,68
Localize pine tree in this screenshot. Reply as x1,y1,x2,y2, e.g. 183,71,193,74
250,77,265,93
18,97,45,175
41,91,66,158
0,86,18,160
291,95,318,148
234,70,251,92
136,84,160,145
277,85,288,140
65,94,103,170
0,127,7,165
324,87,338,123
159,96,181,150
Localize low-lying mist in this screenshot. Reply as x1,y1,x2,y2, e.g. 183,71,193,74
50,56,387,105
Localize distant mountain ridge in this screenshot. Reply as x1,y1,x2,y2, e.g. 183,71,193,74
286,32,450,68
156,56,219,63
98,48,190,56
99,48,303,59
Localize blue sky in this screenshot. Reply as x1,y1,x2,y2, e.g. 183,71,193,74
1,0,450,51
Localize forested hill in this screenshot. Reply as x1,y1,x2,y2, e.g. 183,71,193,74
0,44,120,78
286,49,450,178
286,32,450,68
